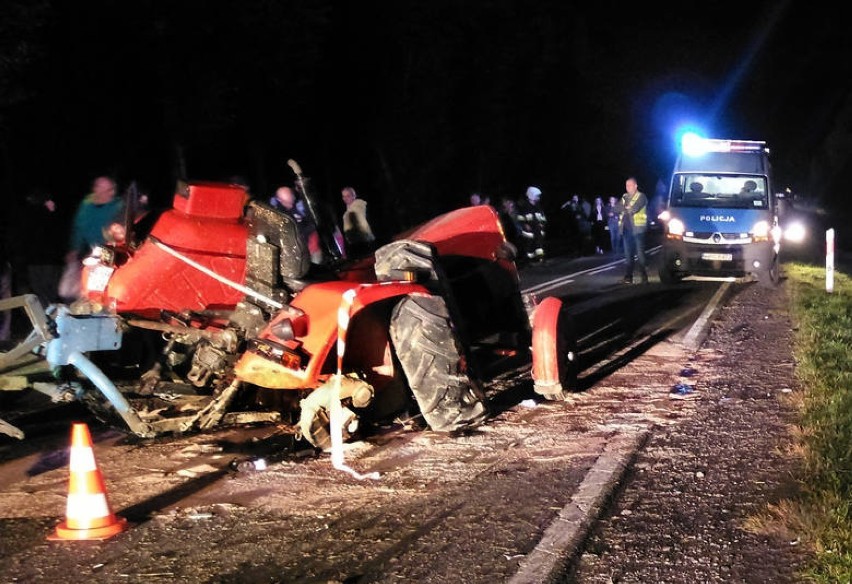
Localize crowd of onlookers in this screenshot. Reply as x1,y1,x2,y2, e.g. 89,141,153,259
474,178,652,283
0,175,378,341
267,183,376,264
470,187,626,265
0,173,652,341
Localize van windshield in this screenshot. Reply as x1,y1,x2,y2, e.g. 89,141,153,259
670,174,768,209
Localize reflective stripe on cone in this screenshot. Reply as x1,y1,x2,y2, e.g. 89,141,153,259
48,422,129,541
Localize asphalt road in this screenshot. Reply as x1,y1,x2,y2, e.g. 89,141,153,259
0,249,729,583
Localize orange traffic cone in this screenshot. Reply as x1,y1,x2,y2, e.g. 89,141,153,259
48,422,129,541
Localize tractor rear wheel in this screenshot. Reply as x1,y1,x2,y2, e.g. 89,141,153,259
389,295,488,432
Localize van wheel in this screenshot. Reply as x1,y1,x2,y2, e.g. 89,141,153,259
757,254,781,288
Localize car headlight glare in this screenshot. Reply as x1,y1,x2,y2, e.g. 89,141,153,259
784,222,807,243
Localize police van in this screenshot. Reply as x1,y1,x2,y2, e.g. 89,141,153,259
658,135,781,287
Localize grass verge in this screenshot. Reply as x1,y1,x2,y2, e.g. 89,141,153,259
786,262,852,582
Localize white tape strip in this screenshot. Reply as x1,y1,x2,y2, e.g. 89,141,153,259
151,238,283,309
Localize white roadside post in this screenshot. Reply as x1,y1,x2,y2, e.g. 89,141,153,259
826,228,835,294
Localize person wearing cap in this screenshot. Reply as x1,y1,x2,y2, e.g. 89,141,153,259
515,185,547,263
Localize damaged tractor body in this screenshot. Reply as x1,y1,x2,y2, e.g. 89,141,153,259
1,164,577,445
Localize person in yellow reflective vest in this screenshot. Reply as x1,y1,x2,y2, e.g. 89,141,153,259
619,176,648,284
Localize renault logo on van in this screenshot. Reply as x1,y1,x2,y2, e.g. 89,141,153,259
700,215,736,223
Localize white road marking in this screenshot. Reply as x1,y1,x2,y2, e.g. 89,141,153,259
682,281,730,350
522,246,661,296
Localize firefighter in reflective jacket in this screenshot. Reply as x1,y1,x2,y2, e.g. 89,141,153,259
516,186,547,262
619,176,648,283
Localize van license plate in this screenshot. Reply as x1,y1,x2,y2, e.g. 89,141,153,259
701,252,733,261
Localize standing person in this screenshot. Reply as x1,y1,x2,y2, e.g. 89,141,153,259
620,176,649,284
516,186,547,262
67,176,124,261
497,196,522,256
341,186,375,259
10,190,67,307
590,196,608,254
577,195,593,255
561,194,586,257
606,195,622,254
468,192,492,207
63,176,124,301
270,186,322,264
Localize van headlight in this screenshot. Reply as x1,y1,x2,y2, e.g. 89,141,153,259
752,220,771,241
667,218,685,239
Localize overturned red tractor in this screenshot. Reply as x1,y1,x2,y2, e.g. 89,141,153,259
1,162,577,447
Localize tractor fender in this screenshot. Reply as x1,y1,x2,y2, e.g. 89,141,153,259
531,296,578,399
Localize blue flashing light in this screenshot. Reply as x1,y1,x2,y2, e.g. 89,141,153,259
681,132,707,157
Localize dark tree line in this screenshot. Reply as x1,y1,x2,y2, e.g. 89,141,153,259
0,1,625,235
2,0,852,235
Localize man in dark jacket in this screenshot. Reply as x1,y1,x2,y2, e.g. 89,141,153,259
516,186,547,262
10,190,67,306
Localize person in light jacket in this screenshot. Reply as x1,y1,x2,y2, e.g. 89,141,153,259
341,186,375,258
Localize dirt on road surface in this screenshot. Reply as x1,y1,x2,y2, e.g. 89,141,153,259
570,279,810,583
0,279,809,583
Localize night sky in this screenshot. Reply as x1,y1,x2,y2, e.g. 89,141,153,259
1,0,850,239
